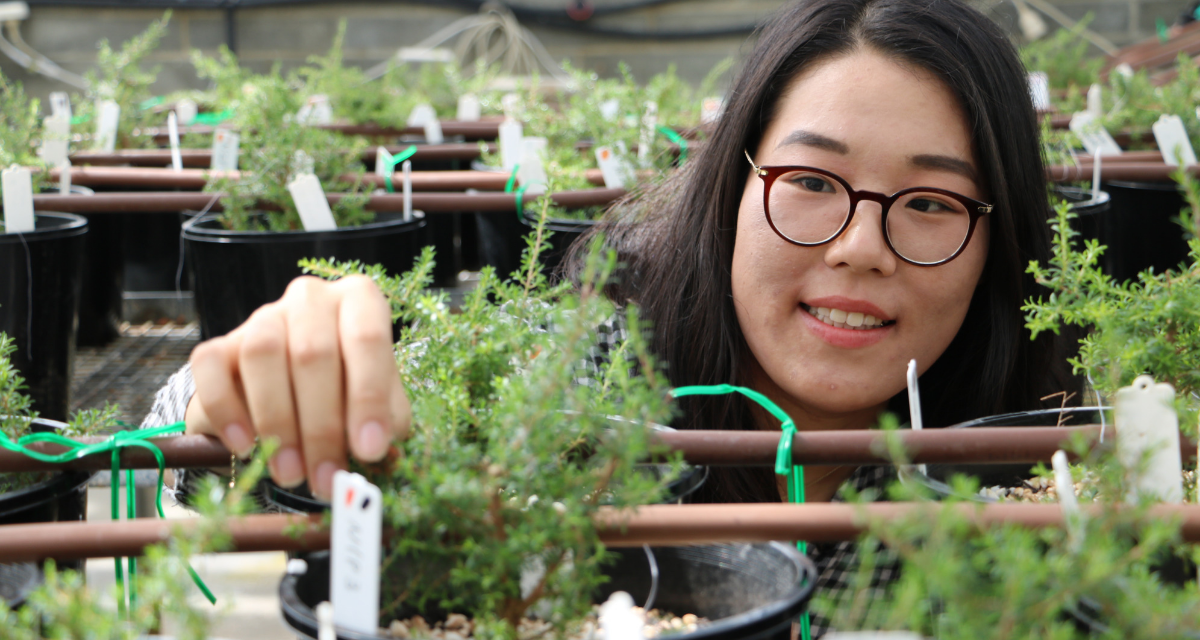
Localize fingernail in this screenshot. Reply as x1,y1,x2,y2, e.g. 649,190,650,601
357,421,387,461
223,424,255,458
271,447,305,488
314,461,340,502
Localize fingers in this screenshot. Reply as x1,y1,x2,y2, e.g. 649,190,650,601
339,275,403,463
237,303,304,488
189,332,257,458
286,277,348,500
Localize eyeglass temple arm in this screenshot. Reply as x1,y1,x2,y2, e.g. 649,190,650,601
744,150,767,176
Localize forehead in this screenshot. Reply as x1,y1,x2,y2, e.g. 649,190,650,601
763,49,974,164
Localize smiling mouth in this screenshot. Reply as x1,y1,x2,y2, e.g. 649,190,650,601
800,303,895,331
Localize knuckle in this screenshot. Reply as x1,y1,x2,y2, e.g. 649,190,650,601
240,326,286,361
348,384,389,409
283,275,325,301
344,322,390,350
290,335,339,368
189,338,224,367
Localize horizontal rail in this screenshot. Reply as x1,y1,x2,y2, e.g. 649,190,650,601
4,502,1200,560
0,426,1191,473
70,143,495,168
1046,162,1191,183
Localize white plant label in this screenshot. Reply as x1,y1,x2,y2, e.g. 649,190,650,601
701,96,724,124
292,150,315,177
1028,72,1051,111
40,114,70,166
407,104,443,144
210,129,240,172
501,93,521,120
456,93,481,122
1152,114,1197,167
57,159,71,194
595,143,633,189
316,601,335,640
1115,375,1183,504
638,101,658,167
1069,112,1122,156
1086,84,1103,118
598,592,641,640
49,92,71,119
175,98,199,126
374,146,392,180
331,470,383,635
2,165,35,233
402,159,413,222
906,359,928,477
499,119,524,172
1114,63,1134,79
599,98,620,122
518,137,548,195
1051,449,1083,551
287,173,337,232
94,100,120,153
167,111,183,171
297,94,333,125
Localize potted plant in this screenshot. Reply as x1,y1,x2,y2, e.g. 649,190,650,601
269,212,817,638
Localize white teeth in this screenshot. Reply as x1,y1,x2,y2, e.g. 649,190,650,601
803,305,889,330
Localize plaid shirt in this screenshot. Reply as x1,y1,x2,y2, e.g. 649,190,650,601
142,314,899,637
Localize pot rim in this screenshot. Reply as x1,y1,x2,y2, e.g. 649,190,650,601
181,210,426,243
0,211,88,241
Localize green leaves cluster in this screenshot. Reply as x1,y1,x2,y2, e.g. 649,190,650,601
300,201,683,638
1024,171,1200,403
1020,16,1104,94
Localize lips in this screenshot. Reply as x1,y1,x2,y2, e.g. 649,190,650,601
798,296,895,348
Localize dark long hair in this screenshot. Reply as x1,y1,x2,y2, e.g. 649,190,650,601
565,0,1079,502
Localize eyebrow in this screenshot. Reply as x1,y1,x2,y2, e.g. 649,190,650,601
910,154,979,183
775,129,981,185
775,129,849,154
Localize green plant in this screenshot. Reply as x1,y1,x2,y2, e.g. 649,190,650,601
75,11,172,150
0,71,51,208
190,44,259,114
299,198,684,638
1020,17,1104,94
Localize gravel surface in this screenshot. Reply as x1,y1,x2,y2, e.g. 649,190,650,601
384,607,709,639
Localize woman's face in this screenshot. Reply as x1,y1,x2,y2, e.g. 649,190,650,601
732,48,989,423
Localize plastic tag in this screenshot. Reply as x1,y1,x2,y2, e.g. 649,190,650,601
599,98,620,122
402,159,412,222
167,111,183,171
595,143,633,189
49,92,71,119
1114,63,1134,79
94,99,120,153
40,114,70,166
1028,72,1051,111
456,93,480,122
598,592,641,640
210,130,240,171
287,173,337,232
292,150,315,176
297,95,333,125
701,96,724,124
2,165,35,233
374,146,392,180
1051,449,1081,551
499,119,523,171
638,101,658,167
501,93,521,120
906,359,928,477
1086,84,1102,118
1115,375,1183,503
518,137,548,195
57,159,71,194
176,98,198,126
1069,112,1122,156
316,601,335,640
1152,114,1197,166
331,470,383,635
407,104,442,142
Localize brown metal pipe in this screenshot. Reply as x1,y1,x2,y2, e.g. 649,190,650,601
1046,162,1192,183
1072,150,1164,164
70,143,495,168
143,120,504,144
49,166,515,192
5,503,1200,561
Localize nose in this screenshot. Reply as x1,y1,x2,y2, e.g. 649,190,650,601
822,199,898,276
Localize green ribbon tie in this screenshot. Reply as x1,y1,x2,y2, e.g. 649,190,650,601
656,125,688,164
504,165,530,223
1158,18,1170,43
669,384,811,640
0,420,217,613
377,145,418,193
193,109,235,126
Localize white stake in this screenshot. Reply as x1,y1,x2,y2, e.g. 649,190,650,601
402,160,412,223
906,359,927,476
1051,449,1083,552
1115,375,1183,504
316,601,335,640
57,159,71,194
1092,149,1101,202
2,165,35,233
167,111,182,171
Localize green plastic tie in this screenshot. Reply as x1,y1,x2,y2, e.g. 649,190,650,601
0,421,218,610
669,384,811,640
193,109,235,126
1158,18,1170,43
139,96,166,111
504,165,532,222
656,125,688,164
377,145,418,193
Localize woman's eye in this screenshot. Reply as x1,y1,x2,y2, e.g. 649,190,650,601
794,176,835,193
907,197,956,213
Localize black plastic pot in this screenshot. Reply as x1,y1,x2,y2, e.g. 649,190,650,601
0,562,40,609
281,544,816,640
518,214,593,277
182,212,426,340
1099,180,1190,282
0,212,87,421
912,407,1109,497
1053,185,1110,252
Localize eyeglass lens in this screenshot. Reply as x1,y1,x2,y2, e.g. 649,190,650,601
768,170,972,264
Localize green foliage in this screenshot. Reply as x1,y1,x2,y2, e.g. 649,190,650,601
77,11,172,150
1024,171,1200,403
191,45,258,113
815,436,1200,639
1020,17,1104,92
299,199,684,638
0,72,50,208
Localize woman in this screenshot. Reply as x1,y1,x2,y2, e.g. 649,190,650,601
145,0,1076,629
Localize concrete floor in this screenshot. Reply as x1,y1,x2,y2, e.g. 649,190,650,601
85,486,297,640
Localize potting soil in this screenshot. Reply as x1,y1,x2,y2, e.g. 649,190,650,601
977,469,1198,502
383,605,710,639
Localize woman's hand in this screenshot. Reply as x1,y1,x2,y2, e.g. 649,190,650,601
185,275,411,501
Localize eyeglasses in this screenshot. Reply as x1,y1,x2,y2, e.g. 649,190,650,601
745,150,992,266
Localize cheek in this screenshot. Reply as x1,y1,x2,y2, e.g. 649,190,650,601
731,187,805,312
